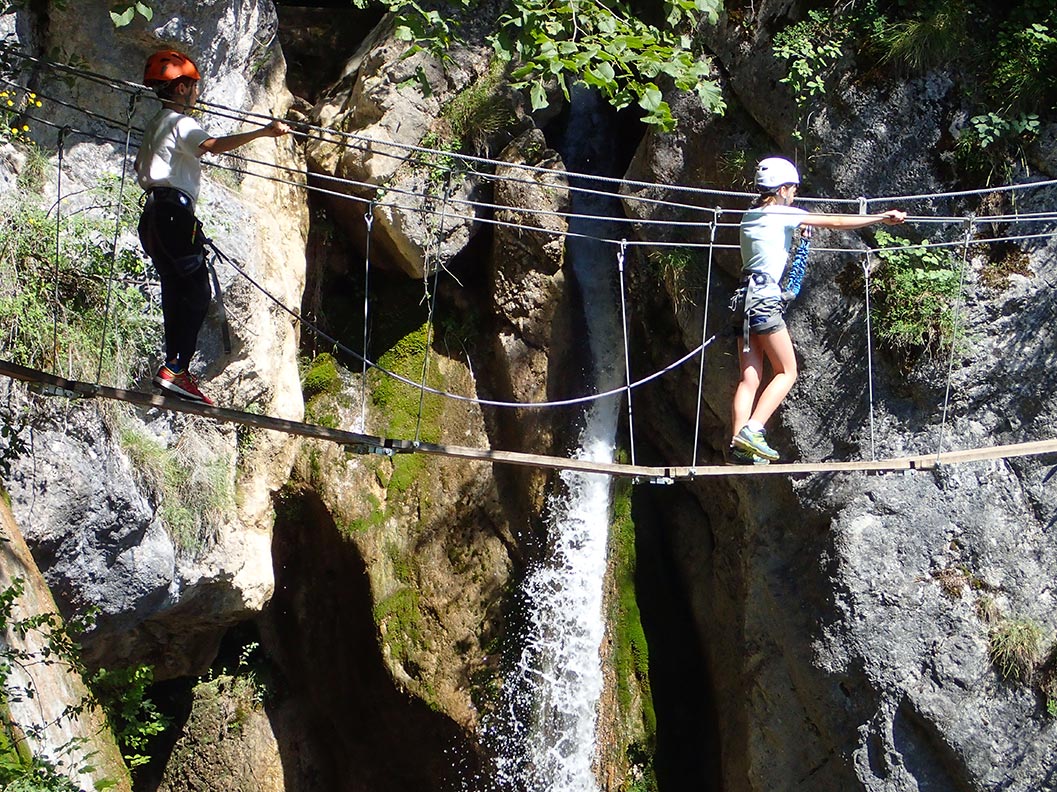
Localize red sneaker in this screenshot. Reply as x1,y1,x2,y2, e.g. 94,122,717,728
153,365,215,406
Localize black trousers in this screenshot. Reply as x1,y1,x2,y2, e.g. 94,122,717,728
138,190,211,370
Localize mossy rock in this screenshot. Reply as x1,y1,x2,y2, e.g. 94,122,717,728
301,352,343,399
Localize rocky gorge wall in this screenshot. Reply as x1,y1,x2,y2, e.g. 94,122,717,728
0,1,1055,791
621,2,1057,790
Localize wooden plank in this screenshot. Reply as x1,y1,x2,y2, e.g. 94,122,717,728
3,358,1056,481
0,359,668,478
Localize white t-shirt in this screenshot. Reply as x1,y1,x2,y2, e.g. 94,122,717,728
739,204,807,299
134,109,211,204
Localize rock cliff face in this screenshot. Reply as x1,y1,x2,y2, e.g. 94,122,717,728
3,0,306,682
622,3,1057,791
0,498,131,792
2,1,1056,791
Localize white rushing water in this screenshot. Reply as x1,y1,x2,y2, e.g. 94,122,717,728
484,86,624,792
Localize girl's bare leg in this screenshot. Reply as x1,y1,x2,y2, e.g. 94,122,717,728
749,328,798,427
732,341,763,441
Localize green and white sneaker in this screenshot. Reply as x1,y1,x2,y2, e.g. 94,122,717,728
727,446,771,466
732,425,779,461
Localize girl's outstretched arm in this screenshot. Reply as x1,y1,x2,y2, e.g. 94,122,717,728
800,209,906,229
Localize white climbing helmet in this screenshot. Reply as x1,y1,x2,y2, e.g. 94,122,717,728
755,157,801,191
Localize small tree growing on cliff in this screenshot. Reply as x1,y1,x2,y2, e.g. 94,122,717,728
344,0,725,130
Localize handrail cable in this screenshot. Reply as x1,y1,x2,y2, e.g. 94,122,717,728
9,44,1057,208
8,89,1057,257
51,125,68,377
204,238,715,410
360,201,374,430
861,252,876,461
415,180,451,444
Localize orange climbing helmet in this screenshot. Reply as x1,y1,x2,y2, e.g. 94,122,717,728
143,50,200,86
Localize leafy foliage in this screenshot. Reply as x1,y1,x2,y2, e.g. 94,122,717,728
491,0,724,131
344,0,723,130
108,2,153,27
769,0,1056,170
772,9,846,141
869,230,962,356
0,577,105,791
89,666,168,769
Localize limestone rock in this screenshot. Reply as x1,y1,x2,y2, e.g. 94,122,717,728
3,0,307,680
158,674,282,792
304,10,523,278
0,496,131,792
625,5,1057,789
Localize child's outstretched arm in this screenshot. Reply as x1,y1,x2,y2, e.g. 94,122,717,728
199,120,289,156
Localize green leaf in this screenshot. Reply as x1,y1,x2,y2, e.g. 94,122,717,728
110,6,135,26
638,84,663,112
135,1,152,20
529,80,548,110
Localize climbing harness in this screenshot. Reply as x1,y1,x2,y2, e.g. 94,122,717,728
730,272,785,353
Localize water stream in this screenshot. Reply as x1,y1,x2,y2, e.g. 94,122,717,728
484,87,625,792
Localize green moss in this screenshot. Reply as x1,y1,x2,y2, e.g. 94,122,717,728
371,323,445,443
301,352,342,399
609,481,657,740
342,493,385,535
387,454,425,498
387,542,416,585
373,588,423,664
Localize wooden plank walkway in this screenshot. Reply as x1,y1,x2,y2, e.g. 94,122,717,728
2,359,1056,481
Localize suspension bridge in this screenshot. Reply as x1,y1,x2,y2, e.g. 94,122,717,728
1,46,1056,480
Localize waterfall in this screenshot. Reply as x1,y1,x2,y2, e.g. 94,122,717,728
483,86,625,792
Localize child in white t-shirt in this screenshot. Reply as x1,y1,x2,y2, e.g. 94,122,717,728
134,49,288,405
729,157,907,464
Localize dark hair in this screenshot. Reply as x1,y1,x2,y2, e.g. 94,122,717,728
151,76,196,101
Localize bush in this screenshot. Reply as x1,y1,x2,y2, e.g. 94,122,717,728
89,665,169,769
870,230,962,356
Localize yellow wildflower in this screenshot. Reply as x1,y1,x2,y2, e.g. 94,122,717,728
35,101,42,107
21,124,29,132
